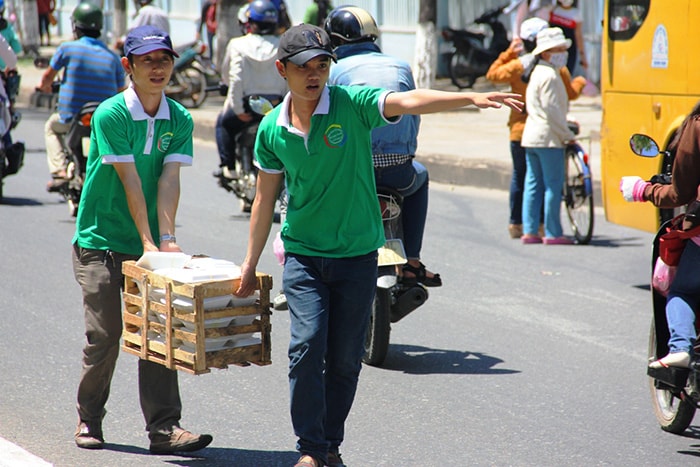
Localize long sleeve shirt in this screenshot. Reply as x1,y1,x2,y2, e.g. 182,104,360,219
521,60,575,148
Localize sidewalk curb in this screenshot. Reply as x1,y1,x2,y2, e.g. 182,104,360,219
418,153,511,189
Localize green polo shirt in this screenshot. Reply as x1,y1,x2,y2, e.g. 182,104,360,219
255,85,395,257
72,87,194,256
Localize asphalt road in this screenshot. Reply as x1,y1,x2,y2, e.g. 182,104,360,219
1,107,698,466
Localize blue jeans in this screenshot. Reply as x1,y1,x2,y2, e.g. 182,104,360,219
374,160,429,260
215,107,248,169
523,147,565,238
666,240,700,353
283,251,378,460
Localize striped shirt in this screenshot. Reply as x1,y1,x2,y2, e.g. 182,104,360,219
50,36,125,124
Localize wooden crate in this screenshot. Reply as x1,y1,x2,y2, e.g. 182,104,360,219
121,260,273,375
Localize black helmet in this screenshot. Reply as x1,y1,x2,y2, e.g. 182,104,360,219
324,6,379,47
71,2,103,31
248,0,279,24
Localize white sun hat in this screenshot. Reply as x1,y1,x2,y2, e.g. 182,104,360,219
519,17,548,41
531,27,572,56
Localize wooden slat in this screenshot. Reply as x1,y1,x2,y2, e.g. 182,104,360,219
120,260,273,375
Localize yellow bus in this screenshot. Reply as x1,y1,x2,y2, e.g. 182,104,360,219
601,0,700,232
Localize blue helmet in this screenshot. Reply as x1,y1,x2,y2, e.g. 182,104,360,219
248,0,278,24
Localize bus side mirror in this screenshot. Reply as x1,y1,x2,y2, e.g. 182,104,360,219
629,134,660,157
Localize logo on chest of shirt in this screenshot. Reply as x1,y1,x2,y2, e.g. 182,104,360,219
157,132,173,152
323,123,347,148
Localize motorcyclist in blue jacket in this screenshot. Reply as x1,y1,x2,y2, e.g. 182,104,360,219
325,6,441,287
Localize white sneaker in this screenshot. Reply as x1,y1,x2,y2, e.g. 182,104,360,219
222,166,237,180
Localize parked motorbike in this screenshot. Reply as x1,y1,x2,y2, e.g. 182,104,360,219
215,94,281,213
441,3,510,89
363,187,429,366
0,70,25,201
628,133,700,434
167,41,212,109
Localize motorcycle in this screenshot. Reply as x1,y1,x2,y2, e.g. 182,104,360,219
33,57,99,217
166,41,214,109
215,94,281,213
55,100,99,217
628,133,700,434
441,3,510,89
0,70,25,201
363,187,429,366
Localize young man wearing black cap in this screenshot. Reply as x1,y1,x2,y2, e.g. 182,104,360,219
234,24,521,467
71,25,212,454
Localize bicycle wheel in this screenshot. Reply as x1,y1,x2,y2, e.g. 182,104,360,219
563,144,594,244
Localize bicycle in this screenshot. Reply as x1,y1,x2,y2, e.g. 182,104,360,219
563,121,594,244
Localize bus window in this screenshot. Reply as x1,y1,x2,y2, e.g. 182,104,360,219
609,0,650,40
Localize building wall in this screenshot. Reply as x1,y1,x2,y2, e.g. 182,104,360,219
46,0,603,84
289,0,603,84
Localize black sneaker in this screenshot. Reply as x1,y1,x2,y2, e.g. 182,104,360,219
327,452,346,467
149,427,212,454
74,421,104,449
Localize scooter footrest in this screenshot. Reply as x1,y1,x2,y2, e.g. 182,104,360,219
647,365,689,390
390,285,428,323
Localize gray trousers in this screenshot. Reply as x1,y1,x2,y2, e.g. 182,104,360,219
72,244,182,434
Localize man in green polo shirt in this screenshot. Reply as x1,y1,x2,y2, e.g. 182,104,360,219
234,24,522,467
70,25,212,454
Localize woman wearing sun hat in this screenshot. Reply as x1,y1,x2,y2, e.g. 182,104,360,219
520,27,577,245
486,18,585,239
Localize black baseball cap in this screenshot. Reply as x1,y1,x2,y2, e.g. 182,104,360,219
278,24,336,65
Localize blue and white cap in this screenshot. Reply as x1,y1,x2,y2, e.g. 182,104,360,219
124,25,179,57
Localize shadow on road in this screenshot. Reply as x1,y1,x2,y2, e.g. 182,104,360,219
0,196,42,206
101,443,299,466
580,235,648,248
377,344,519,375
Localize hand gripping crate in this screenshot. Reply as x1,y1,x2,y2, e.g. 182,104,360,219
121,260,273,375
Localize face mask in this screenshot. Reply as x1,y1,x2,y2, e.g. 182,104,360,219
559,0,574,7
548,51,568,69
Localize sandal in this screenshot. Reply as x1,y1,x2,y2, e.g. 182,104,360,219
294,454,322,467
401,262,442,287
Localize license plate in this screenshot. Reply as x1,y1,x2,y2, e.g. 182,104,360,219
378,239,407,266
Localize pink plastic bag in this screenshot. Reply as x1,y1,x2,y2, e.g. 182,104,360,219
273,231,285,265
652,256,677,297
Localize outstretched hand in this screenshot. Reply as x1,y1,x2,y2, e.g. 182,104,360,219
472,92,523,112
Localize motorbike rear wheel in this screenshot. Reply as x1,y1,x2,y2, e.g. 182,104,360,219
648,319,696,433
172,67,207,108
448,51,477,89
363,286,391,366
